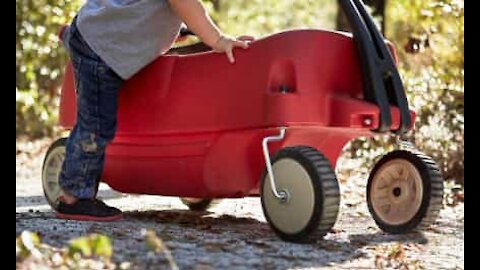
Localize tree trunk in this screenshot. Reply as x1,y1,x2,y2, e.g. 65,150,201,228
336,0,386,34
336,8,351,33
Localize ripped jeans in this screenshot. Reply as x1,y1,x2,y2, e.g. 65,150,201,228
59,17,124,199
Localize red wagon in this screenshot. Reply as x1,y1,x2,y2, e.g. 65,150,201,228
43,0,444,242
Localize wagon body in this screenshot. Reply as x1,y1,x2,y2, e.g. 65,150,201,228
58,29,414,198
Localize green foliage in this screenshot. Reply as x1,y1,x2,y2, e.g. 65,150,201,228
203,0,337,37
16,231,41,261
16,0,80,137
68,234,113,259
16,231,115,269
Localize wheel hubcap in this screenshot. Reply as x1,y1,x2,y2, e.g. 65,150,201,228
370,159,423,225
263,158,315,234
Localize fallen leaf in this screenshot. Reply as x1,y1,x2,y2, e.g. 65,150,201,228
18,231,42,260
68,234,112,259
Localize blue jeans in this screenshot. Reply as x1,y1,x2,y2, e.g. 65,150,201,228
59,18,124,199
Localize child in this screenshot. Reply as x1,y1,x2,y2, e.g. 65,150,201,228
57,0,251,221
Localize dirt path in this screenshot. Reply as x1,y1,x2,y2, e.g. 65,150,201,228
16,138,464,269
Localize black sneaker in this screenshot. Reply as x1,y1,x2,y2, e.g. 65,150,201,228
55,198,122,222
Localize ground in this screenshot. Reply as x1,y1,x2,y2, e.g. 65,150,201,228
16,138,464,269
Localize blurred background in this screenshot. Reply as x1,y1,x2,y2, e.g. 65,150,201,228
16,0,464,187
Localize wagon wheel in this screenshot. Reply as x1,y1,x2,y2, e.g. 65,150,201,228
261,146,340,243
42,138,67,210
180,198,220,211
42,137,101,210
367,150,444,234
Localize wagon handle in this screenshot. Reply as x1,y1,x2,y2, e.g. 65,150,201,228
339,0,412,134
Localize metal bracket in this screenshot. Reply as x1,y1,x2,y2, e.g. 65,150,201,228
262,127,289,202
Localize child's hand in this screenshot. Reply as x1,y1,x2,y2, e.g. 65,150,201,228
168,0,253,63
211,35,251,64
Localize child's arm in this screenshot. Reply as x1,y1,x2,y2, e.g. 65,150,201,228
168,0,249,63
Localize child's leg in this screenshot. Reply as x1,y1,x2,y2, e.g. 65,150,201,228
59,19,123,204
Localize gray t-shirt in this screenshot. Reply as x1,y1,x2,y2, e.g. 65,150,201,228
76,0,183,79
